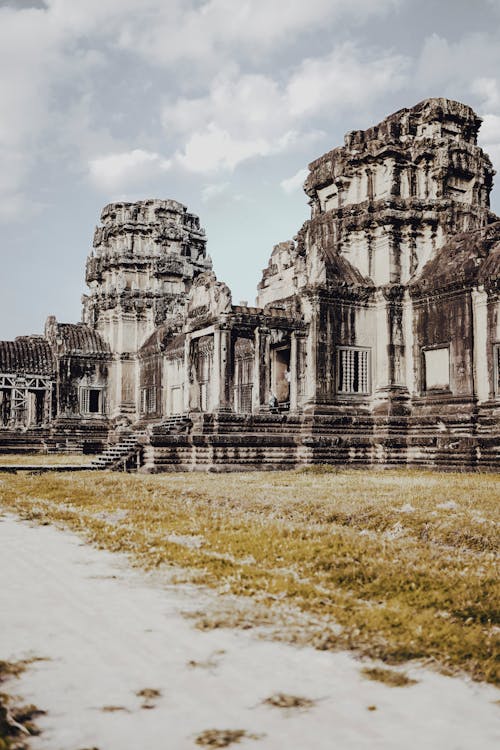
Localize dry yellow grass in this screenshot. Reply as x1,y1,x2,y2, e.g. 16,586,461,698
0,454,93,466
0,468,498,684
0,658,46,749
361,666,417,687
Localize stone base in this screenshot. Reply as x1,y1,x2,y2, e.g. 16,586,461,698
139,409,500,473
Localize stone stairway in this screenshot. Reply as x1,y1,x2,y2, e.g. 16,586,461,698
90,432,146,471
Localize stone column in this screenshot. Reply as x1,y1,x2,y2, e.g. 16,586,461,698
289,332,298,412
183,333,192,413
402,290,415,396
211,327,221,411
471,286,489,403
303,298,319,410
252,328,261,413
256,327,271,411
373,287,411,416
218,327,232,411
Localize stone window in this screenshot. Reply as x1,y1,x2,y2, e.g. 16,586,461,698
423,346,450,391
337,347,371,395
80,387,104,415
494,344,500,397
140,386,157,414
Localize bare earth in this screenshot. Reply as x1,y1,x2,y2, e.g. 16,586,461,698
0,515,498,750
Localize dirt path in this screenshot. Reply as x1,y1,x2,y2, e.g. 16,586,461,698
0,515,498,750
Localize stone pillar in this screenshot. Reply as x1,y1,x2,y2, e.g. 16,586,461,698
289,332,298,412
472,286,489,403
303,306,319,410
373,287,411,416
183,333,192,413
218,327,232,411
252,328,261,413
211,328,221,411
373,291,390,409
403,290,415,396
256,327,271,411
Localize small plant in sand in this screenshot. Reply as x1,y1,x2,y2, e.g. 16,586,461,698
0,658,46,749
135,687,161,709
361,666,417,687
195,729,263,747
187,650,225,670
263,693,315,709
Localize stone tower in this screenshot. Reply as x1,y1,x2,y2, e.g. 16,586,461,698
303,97,495,285
82,199,211,419
257,98,497,418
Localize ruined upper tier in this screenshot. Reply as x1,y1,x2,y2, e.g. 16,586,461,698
258,99,499,304
82,199,211,344
305,98,494,217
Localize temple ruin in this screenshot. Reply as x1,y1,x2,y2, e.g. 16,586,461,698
1,98,500,470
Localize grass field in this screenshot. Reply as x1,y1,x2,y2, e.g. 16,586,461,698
0,453,93,466
0,467,498,685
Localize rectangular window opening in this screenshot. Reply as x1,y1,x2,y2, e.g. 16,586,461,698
80,387,103,415
423,346,450,392
140,386,157,414
337,347,370,395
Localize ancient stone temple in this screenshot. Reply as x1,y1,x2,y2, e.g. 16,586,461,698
1,98,500,470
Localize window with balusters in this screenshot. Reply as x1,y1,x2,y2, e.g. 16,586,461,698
140,386,157,414
337,347,371,395
80,387,104,414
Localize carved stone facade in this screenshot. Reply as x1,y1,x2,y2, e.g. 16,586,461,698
1,99,500,469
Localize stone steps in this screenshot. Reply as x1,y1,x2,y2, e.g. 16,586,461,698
90,432,147,471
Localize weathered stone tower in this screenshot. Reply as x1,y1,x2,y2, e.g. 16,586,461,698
258,98,497,418
82,199,210,419
303,98,494,285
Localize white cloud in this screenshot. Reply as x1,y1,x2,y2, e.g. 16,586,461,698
479,113,500,145
164,44,408,174
0,0,405,219
415,32,500,100
115,0,402,68
0,6,59,214
478,113,500,177
280,167,309,194
201,182,230,202
88,149,171,191
286,44,408,118
471,77,500,111
177,125,285,173
0,3,111,220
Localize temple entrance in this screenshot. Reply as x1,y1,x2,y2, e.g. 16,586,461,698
233,337,254,414
191,335,214,412
170,386,183,414
271,346,290,407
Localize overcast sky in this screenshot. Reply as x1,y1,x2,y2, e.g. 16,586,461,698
1,0,500,339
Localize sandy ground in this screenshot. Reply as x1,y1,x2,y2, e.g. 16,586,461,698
0,515,498,750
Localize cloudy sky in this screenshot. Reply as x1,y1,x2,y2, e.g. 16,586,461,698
1,0,500,339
